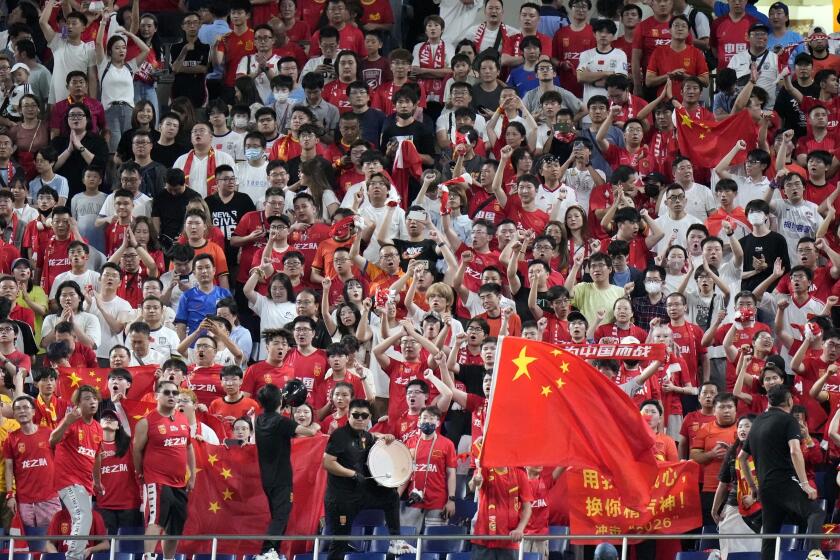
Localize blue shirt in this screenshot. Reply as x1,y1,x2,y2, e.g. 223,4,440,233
198,20,230,46
507,65,540,97
712,1,770,25
175,285,232,334
767,29,802,50
229,324,253,364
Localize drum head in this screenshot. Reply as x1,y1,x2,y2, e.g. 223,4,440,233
367,439,413,488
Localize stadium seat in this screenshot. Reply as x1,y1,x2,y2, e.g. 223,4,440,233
92,553,135,560
522,553,541,560
370,524,417,553
116,526,146,554
697,524,719,551
548,525,569,555
444,553,471,560
293,554,328,560
780,524,799,551
9,554,32,560
422,526,467,554
22,526,47,552
727,553,761,560
454,474,468,499
193,554,236,560
344,553,386,560
781,551,812,560
396,554,437,560
675,553,712,560
40,554,65,560
353,510,386,529
450,499,477,527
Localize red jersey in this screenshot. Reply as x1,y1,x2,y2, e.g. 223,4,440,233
359,0,394,26
711,14,757,67
118,270,146,309
613,35,633,61
187,364,224,407
404,434,457,510
796,354,840,432
525,475,550,535
504,195,549,233
679,409,715,448
3,428,57,502
9,304,35,329
242,360,295,396
53,418,103,493
541,316,570,345
387,408,420,441
691,420,737,490
632,17,675,71
104,222,130,257
455,243,501,294
472,467,534,549
311,370,366,410
323,80,353,113
805,180,836,208
319,412,349,434
604,143,656,177
231,210,271,284
385,358,438,420
669,320,706,385
552,24,593,96
502,32,553,60
713,322,772,391
142,410,191,487
98,440,140,510
613,94,650,127
39,236,74,296
795,133,837,160
465,392,487,445
285,348,328,393
372,81,427,115
284,19,311,48
33,394,69,430
297,0,326,31
45,343,99,373
218,28,256,87
48,509,106,550
311,24,365,57
208,395,259,425
776,268,834,303
468,188,506,225
654,354,690,417
288,222,331,280
593,322,648,344
647,127,679,181
646,44,708,101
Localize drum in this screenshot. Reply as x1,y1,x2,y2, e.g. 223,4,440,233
366,439,413,488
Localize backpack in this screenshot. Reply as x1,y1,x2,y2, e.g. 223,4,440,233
688,7,718,70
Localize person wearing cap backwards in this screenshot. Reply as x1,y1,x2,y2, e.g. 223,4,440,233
728,22,781,107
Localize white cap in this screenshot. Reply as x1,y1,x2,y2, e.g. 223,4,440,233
619,336,640,345
10,63,28,74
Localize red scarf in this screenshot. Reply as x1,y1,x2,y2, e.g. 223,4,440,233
474,22,506,51
4,161,14,184
183,148,217,196
418,41,446,101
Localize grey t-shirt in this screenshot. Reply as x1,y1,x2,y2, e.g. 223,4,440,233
71,190,108,253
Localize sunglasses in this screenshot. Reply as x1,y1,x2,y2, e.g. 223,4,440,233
160,390,179,397
351,412,370,420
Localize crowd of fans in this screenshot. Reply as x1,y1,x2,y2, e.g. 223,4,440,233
0,0,838,556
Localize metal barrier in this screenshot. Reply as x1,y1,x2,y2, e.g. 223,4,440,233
3,533,829,560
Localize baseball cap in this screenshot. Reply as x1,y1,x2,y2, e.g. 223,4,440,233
749,22,770,34
10,63,29,75
768,1,788,15
11,258,30,270
100,409,120,422
810,26,828,41
567,311,588,324
619,336,641,345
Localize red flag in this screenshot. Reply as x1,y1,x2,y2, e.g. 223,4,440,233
675,107,757,168
279,435,329,558
119,397,156,431
391,139,423,209
57,366,157,400
567,461,702,543
480,337,658,508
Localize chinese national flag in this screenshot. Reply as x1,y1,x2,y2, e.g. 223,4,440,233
280,435,329,558
119,397,157,431
391,139,423,209
480,337,658,508
57,365,157,400
675,107,757,168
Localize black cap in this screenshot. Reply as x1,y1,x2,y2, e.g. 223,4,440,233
749,22,770,34
567,311,588,325
769,1,788,16
100,409,120,421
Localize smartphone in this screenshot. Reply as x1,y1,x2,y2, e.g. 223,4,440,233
573,140,584,150
407,210,426,221
323,58,332,66
414,259,428,270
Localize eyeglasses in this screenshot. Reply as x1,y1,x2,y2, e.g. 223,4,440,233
255,35,273,40
0,326,14,333
293,327,313,333
195,343,215,350
68,113,86,120
351,412,370,420
159,390,179,397
218,176,236,182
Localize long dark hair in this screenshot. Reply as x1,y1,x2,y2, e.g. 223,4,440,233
113,418,132,457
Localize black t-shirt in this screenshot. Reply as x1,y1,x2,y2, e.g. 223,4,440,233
170,40,212,106
254,411,298,489
151,187,203,243
743,407,801,487
357,108,386,149
774,81,820,140
392,239,438,272
51,133,109,201
117,128,161,163
325,424,375,496
739,232,790,292
206,192,257,264
470,84,502,114
717,445,741,507
380,119,435,158
151,142,189,169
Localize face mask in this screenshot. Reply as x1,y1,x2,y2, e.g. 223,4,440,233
644,281,661,294
232,115,248,128
245,147,263,161
747,211,765,225
274,90,289,102
418,422,436,435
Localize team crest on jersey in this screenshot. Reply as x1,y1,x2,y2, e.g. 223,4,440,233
78,431,85,442
652,29,660,36
314,365,322,377
17,443,24,453
264,374,273,383
38,441,45,449
245,41,254,50
684,58,691,66
562,38,569,46
61,523,70,534
158,425,167,435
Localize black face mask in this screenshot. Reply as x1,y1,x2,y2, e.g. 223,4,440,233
644,183,661,199
37,207,52,217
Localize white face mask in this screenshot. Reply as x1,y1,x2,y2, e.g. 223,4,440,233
644,281,662,294
274,90,290,102
747,211,765,225
232,115,248,128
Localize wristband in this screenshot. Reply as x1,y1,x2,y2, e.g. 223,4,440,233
5,492,14,500
448,495,456,501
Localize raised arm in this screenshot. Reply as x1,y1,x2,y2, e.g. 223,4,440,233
491,146,512,207
713,139,747,180
595,105,619,152
39,0,58,44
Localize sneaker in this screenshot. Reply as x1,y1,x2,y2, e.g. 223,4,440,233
807,551,827,560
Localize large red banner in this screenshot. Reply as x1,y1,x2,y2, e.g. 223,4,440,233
567,461,701,543
559,344,666,361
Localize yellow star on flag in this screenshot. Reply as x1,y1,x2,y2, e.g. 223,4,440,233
208,501,221,513
699,133,706,139
220,467,233,480
559,362,569,373
207,454,219,466
512,346,537,381
222,488,234,501
68,371,82,387
540,386,552,397
679,112,693,128
555,377,566,390
551,349,563,357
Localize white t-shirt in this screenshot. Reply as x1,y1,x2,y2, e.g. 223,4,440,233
657,182,716,221
340,181,400,209
159,271,197,311
235,53,282,104
772,199,820,262
577,47,628,103
535,184,577,216
653,213,703,253
249,294,296,359
435,109,487,144
728,49,780,108
98,59,135,109
48,36,94,103
562,166,605,214
50,270,101,300
358,203,408,262
128,347,167,366
88,294,132,359
411,41,452,103
237,161,270,206
147,325,180,358
42,311,102,349
212,130,245,162
98,191,152,218
173,150,236,198
462,23,520,54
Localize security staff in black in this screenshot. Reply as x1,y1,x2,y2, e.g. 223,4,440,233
322,398,401,560
739,385,825,560
254,383,320,556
